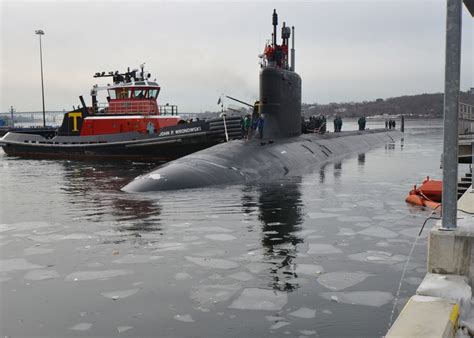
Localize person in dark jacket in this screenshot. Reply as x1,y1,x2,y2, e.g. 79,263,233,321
338,117,343,132
257,115,264,139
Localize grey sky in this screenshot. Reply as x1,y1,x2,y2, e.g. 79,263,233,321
1,0,472,113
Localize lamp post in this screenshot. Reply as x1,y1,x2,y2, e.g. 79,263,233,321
35,29,46,127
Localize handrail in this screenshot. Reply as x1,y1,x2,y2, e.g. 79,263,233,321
459,102,474,135
459,102,474,120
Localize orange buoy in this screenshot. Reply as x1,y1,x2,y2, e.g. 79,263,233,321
405,177,442,210
405,194,424,206
418,176,442,202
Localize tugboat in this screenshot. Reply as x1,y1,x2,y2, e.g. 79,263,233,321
0,65,241,161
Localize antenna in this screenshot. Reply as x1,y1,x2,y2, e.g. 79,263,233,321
272,9,278,47
291,26,295,71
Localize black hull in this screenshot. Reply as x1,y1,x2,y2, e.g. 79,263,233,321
1,136,218,162
122,129,403,192
0,117,243,162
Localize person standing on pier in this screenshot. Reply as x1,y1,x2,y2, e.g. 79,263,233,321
257,115,264,139
337,116,343,132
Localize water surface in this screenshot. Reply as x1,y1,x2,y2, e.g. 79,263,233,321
0,119,446,337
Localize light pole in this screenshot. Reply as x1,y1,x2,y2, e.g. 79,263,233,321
35,29,46,127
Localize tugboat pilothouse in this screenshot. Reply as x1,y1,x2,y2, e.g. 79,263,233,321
69,65,179,137
0,65,242,161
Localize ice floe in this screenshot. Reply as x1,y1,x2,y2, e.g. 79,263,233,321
65,269,133,281
373,214,405,221
24,269,60,281
191,284,240,307
174,272,191,280
375,241,391,248
101,288,139,300
112,254,163,264
29,233,96,243
294,264,324,276
317,271,370,291
117,326,133,333
228,271,254,282
0,224,16,233
205,234,237,241
152,242,187,252
0,258,43,273
307,244,342,255
190,226,233,233
337,216,372,223
321,207,353,212
2,222,53,232
321,291,394,307
307,212,338,219
358,226,399,239
246,262,272,274
23,246,55,256
336,228,356,236
70,323,92,331
194,249,227,258
288,307,316,319
270,321,290,330
229,288,288,311
357,200,384,209
348,251,407,265
185,256,239,269
174,314,194,322
300,329,317,335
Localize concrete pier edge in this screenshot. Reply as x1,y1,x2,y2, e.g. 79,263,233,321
386,186,474,337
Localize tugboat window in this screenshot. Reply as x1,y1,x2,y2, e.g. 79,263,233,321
149,89,158,98
108,90,116,100
134,90,146,99
117,88,130,99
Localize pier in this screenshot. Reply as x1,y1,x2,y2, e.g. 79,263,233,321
387,1,474,336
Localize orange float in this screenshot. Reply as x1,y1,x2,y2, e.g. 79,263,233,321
405,177,442,210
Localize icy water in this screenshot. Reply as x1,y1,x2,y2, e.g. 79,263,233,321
0,119,449,337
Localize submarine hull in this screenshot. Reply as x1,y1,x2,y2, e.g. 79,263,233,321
122,129,402,192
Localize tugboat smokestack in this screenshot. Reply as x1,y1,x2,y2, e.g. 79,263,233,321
272,9,278,47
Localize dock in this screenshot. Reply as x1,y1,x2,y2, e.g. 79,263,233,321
386,187,474,337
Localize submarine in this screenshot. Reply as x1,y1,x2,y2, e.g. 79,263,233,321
122,10,402,193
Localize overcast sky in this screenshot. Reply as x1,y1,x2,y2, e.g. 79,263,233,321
1,0,473,113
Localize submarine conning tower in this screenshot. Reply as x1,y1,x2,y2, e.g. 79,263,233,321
259,10,302,139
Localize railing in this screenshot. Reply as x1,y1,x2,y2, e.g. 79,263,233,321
159,105,178,116
95,102,178,116
459,102,474,135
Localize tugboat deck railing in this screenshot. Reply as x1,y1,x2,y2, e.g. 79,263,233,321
459,102,474,135
95,102,179,116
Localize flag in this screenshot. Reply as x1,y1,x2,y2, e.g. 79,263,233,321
217,97,221,105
